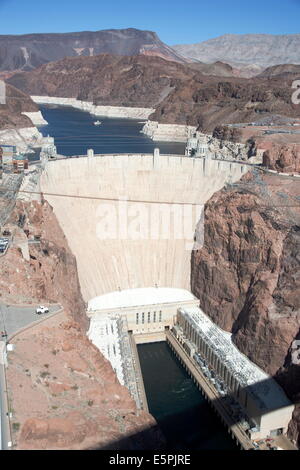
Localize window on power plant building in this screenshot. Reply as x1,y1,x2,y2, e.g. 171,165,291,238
159,311,162,322
148,312,151,323
153,311,156,322
136,312,139,324
142,312,145,324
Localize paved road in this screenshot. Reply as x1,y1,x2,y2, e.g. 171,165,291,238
0,303,60,338
0,302,61,449
0,354,10,450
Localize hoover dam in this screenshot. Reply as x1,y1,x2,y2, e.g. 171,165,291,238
40,153,248,301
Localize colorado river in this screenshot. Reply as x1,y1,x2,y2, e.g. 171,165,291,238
138,342,238,450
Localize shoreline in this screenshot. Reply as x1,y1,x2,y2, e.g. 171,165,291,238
141,120,197,143
31,95,197,143
31,95,155,120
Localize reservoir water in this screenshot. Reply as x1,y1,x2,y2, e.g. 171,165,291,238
138,342,238,450
38,105,185,157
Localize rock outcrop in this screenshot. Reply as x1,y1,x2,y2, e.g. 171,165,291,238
0,83,37,130
1,199,87,329
191,171,300,446
262,142,300,174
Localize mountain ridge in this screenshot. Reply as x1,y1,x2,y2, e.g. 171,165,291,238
0,27,188,72
173,33,300,75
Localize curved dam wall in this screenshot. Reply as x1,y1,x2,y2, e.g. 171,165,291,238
40,154,248,301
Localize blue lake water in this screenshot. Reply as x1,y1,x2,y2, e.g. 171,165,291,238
38,105,185,157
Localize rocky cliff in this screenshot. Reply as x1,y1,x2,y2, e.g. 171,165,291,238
262,142,300,174
191,171,300,446
2,199,164,449
7,54,300,132
1,199,87,329
0,84,37,130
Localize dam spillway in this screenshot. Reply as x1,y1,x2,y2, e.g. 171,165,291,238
40,153,247,301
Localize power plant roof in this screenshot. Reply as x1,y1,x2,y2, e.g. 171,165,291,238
88,287,197,311
179,306,292,412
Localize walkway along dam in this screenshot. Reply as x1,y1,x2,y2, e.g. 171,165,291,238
39,152,295,449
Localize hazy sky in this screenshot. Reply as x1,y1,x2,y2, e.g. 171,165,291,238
0,0,299,44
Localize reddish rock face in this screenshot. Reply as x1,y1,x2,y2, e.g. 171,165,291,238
262,142,300,173
0,199,88,330
191,171,300,446
0,84,37,129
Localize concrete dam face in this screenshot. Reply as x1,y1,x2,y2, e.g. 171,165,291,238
40,154,247,301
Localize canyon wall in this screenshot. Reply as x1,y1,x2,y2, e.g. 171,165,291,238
262,142,300,174
191,171,300,446
8,54,300,133
1,199,87,329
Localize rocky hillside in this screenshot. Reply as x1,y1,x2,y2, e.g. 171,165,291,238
7,312,163,450
7,54,193,108
0,28,187,72
173,34,300,75
7,54,300,132
1,199,87,329
191,171,300,446
0,83,37,129
186,61,235,77
259,64,300,78
262,142,300,173
2,199,164,449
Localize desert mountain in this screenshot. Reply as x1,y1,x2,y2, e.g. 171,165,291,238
186,61,235,77
173,34,300,75
0,28,187,72
7,53,300,132
258,64,300,78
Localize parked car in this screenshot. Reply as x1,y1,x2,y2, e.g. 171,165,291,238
35,305,49,315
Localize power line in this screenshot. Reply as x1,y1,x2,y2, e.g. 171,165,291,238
0,185,300,208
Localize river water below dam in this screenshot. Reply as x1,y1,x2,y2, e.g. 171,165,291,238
37,105,185,157
138,342,238,450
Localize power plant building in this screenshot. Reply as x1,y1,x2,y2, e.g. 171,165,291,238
173,307,294,440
